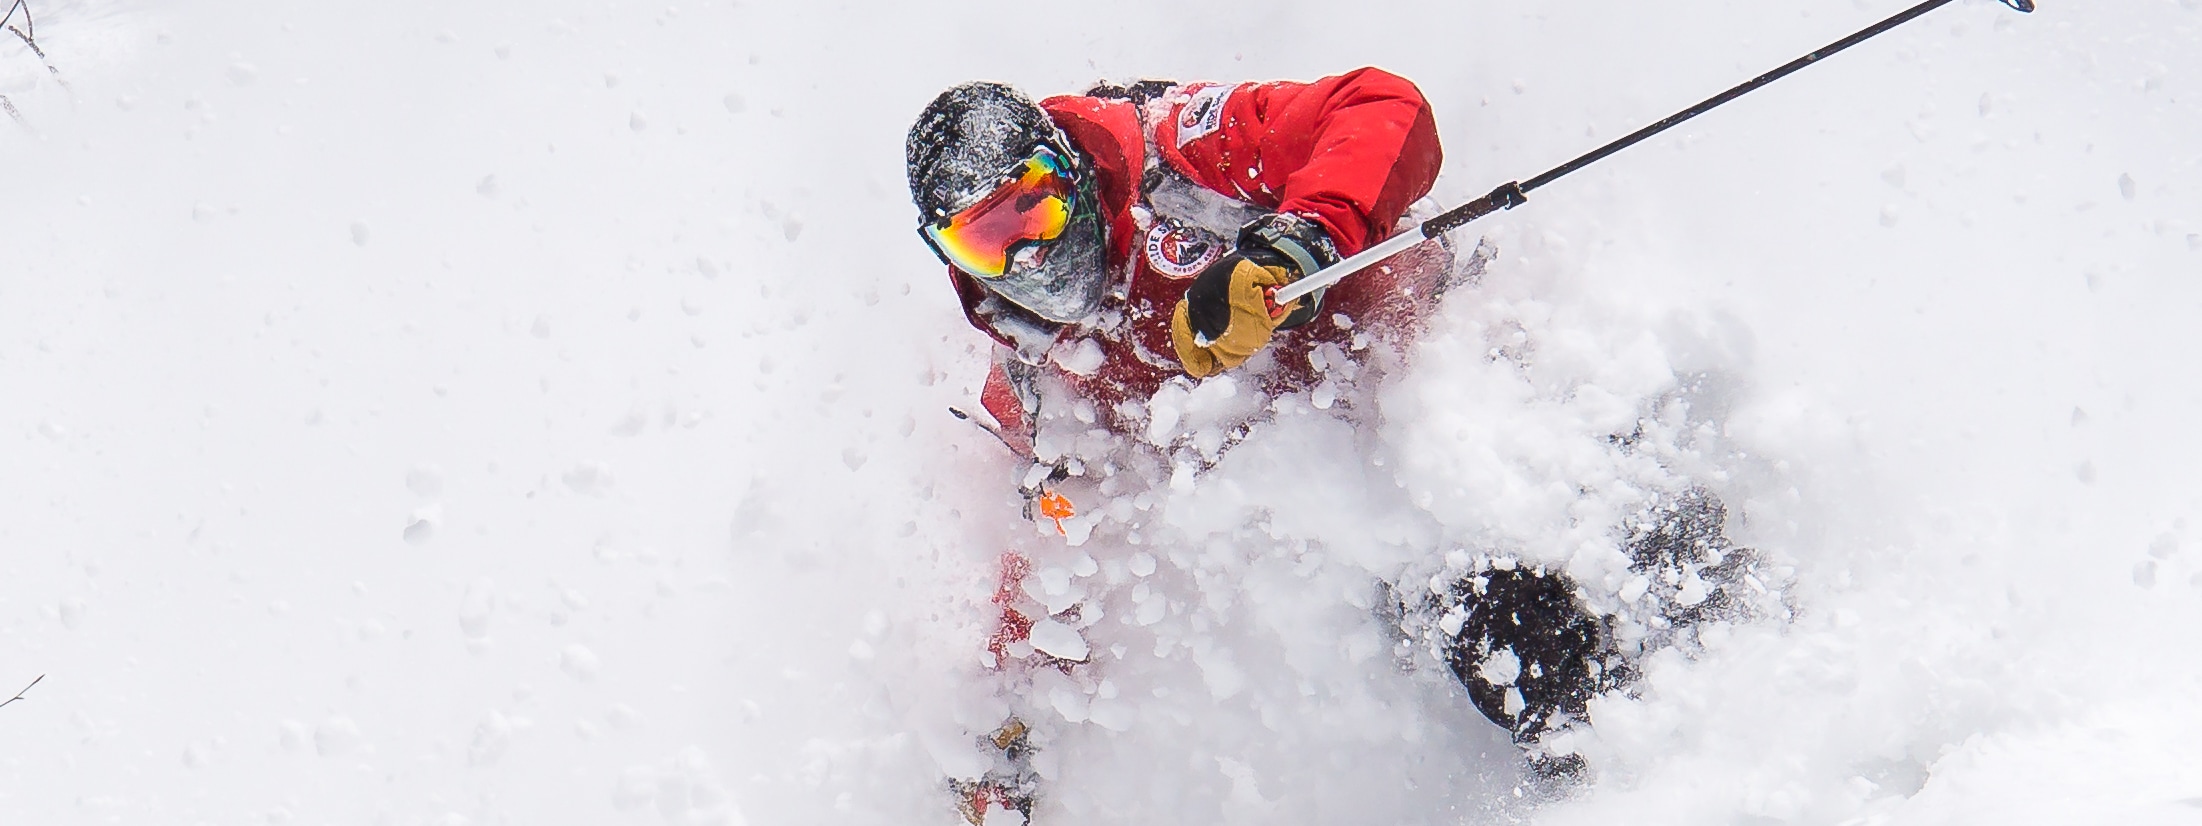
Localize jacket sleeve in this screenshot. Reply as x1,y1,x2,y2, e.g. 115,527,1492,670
978,353,1039,459
1157,67,1443,256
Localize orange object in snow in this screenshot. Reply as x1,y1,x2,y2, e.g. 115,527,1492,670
1034,489,1074,535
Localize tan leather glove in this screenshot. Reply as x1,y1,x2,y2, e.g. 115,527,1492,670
1169,255,1304,379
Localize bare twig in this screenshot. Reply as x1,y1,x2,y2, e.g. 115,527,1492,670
0,0,29,130
0,0,30,52
2,0,66,94
0,93,23,129
0,674,43,710
9,24,48,62
0,0,27,38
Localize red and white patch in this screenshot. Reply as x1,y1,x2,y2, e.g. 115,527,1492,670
1174,84,1232,147
1143,222,1223,279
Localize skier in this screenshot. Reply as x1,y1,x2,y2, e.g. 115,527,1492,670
905,69,1452,456
905,70,1755,820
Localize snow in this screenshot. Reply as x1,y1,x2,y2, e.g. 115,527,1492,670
3,0,2202,824
1476,647,1521,688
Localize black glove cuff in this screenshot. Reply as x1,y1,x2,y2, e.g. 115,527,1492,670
1237,213,1339,329
1237,212,1339,278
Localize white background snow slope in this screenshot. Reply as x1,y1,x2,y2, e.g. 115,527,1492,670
4,0,2201,824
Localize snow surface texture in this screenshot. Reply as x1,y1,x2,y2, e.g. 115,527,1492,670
4,0,2201,824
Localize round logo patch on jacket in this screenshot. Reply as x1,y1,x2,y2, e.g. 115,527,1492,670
1143,221,1225,279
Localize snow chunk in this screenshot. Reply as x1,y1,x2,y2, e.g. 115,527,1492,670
563,462,614,495
1437,605,1466,637
459,579,495,639
403,509,436,545
561,644,601,680
1197,646,1245,699
1049,684,1089,722
1035,567,1072,596
468,711,512,766
1134,594,1166,626
1312,380,1337,410
1051,338,1106,377
2150,533,2178,559
1618,574,1652,604
1477,647,1521,687
1088,698,1134,731
1675,571,1710,606
1146,384,1185,444
1027,619,1088,661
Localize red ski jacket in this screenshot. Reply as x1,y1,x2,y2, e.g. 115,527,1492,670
950,68,1447,449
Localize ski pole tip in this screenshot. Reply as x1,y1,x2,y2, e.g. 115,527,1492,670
1998,0,2034,12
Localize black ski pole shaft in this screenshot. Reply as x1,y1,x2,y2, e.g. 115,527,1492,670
1276,0,2034,305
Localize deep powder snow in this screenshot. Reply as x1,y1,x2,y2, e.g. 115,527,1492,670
3,1,2201,825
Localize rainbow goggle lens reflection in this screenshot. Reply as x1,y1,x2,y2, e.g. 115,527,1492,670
919,148,1079,279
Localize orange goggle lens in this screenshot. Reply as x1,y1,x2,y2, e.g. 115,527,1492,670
921,151,1076,278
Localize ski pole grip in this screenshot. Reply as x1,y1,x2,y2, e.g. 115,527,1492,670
1421,182,1527,239
1272,182,1525,306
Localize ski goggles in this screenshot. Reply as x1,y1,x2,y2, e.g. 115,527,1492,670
919,147,1079,279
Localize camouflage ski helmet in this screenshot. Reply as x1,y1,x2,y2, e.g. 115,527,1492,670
907,82,1110,324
